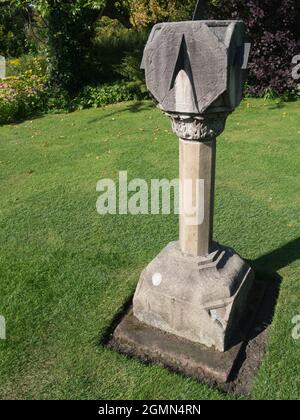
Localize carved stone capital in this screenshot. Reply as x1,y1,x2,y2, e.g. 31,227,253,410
166,113,228,142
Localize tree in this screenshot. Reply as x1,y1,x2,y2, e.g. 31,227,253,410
8,1,136,93
6,1,106,93
46,2,102,93
0,1,32,57
129,0,197,28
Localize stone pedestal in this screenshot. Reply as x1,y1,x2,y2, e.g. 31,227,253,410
133,114,254,352
111,19,256,364
133,241,253,352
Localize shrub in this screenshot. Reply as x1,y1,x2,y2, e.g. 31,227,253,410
46,86,71,112
0,70,47,124
114,54,147,95
92,24,148,85
72,81,147,110
0,54,50,124
6,55,47,77
5,58,22,77
209,0,300,97
0,52,148,125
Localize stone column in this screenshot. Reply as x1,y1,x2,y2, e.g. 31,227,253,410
131,20,254,353
169,114,227,257
179,137,216,256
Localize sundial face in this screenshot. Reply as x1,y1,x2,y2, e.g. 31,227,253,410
143,22,227,114
142,20,248,115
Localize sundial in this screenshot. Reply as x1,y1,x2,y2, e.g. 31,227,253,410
110,0,264,388
136,0,254,353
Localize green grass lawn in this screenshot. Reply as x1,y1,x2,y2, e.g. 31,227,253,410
0,99,299,400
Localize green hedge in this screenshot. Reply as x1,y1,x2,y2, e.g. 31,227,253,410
71,82,147,110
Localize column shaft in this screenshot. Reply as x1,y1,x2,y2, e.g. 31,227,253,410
179,138,216,257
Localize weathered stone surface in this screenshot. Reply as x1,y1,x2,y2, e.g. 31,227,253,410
142,20,248,115
179,137,216,256
169,114,227,141
108,272,276,394
133,241,254,352
112,308,242,383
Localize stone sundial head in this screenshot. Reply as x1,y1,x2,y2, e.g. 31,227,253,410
141,20,250,118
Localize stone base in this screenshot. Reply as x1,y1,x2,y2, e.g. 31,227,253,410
133,242,254,352
108,274,270,392
111,308,243,383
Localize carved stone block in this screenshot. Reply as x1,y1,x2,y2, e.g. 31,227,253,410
133,241,254,352
142,21,249,116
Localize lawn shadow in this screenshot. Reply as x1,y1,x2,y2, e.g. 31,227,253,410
248,237,300,340
248,237,300,341
228,237,300,389
87,101,155,124
265,96,300,110
0,101,154,128
227,270,281,388
0,110,58,127
266,102,285,110
100,294,133,347
252,237,300,273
